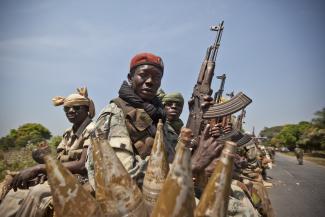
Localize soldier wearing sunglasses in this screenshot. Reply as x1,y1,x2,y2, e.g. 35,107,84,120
0,87,95,217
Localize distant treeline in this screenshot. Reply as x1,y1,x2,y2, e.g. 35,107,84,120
0,123,62,180
259,108,325,151
0,123,61,150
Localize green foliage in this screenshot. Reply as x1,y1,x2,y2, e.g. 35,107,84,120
271,122,312,150
49,136,62,149
274,124,299,150
298,127,325,150
260,126,284,140
312,107,325,128
261,107,325,151
259,126,284,147
0,136,15,150
0,123,52,150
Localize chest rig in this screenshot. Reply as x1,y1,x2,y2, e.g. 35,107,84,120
113,97,156,159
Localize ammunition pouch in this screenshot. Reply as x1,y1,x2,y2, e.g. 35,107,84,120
113,98,155,159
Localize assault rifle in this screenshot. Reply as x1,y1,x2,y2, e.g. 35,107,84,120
214,74,226,103
186,20,252,143
235,109,246,130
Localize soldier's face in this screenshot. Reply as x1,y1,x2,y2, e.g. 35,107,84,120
128,65,163,101
164,101,183,121
63,105,89,125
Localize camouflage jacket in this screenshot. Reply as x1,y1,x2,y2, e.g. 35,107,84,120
165,121,180,149
294,147,304,156
86,102,174,189
57,116,95,162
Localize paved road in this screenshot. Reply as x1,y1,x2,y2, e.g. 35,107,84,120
267,153,325,217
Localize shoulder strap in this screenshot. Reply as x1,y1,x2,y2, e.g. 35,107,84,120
112,97,133,115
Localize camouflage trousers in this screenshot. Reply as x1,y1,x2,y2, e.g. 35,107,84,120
0,182,52,217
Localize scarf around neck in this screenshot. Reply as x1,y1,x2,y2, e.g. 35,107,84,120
118,81,166,124
168,118,184,135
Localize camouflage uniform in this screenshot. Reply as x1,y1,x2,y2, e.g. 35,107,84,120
165,119,183,149
86,102,139,189
86,100,175,189
228,181,261,217
0,117,94,217
294,147,304,165
241,144,274,216
160,91,184,149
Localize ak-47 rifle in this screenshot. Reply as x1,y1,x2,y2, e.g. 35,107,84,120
186,20,252,144
214,74,226,103
212,74,228,127
187,21,252,199
235,109,246,131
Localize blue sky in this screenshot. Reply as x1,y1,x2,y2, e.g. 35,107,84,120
1,0,324,137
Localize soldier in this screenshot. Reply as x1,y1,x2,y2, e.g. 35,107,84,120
235,136,275,217
160,91,184,148
0,87,95,217
294,145,304,165
86,52,172,188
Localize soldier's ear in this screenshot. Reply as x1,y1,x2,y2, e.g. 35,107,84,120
127,73,134,85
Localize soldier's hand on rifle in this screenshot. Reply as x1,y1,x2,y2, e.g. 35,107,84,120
223,122,233,134
210,123,223,138
191,124,223,173
201,95,214,109
210,122,233,138
11,166,40,191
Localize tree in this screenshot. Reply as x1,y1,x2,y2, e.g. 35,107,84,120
259,126,284,146
298,127,325,151
259,107,324,151
0,123,52,149
260,126,284,140
49,136,62,149
274,125,298,150
311,107,325,128
0,136,15,150
272,122,312,150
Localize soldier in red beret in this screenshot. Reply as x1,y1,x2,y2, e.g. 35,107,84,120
86,52,175,187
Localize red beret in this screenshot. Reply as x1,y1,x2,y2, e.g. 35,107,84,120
130,52,164,73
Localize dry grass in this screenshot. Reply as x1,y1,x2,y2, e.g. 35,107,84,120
0,148,36,181
281,151,325,167
304,156,325,166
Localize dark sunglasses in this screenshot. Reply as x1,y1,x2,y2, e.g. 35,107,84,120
63,106,82,112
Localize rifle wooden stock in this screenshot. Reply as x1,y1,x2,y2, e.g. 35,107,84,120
203,92,252,119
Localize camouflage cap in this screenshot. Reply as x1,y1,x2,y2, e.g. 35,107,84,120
161,92,184,106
